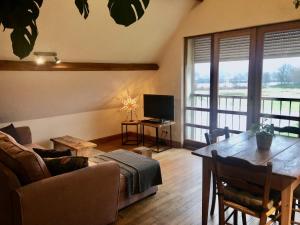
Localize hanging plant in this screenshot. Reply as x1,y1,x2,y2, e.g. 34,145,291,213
75,0,90,19
108,0,150,27
0,0,43,59
295,0,300,8
0,0,151,59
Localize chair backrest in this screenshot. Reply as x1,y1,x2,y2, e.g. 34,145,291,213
211,150,272,210
205,127,230,145
273,125,300,136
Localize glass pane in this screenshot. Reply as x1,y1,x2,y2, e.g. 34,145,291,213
185,37,212,143
261,58,300,99
186,110,209,126
185,126,209,143
218,113,247,132
261,29,300,129
217,35,250,132
185,37,211,108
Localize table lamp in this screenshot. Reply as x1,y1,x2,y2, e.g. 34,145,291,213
120,92,138,122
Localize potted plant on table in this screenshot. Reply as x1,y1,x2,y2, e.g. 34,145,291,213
251,121,275,151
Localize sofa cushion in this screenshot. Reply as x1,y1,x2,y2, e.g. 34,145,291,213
24,143,46,151
0,124,21,143
43,156,88,176
0,132,51,185
33,148,72,158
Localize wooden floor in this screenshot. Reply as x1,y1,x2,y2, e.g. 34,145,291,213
93,136,137,152
89,138,277,225
117,148,206,225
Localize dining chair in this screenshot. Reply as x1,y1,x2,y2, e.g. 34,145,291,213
205,127,230,216
273,125,300,224
205,127,230,145
273,125,300,137
211,150,281,225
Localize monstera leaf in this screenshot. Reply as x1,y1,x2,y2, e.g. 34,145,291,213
75,0,89,19
11,22,38,59
1,0,42,29
108,0,150,27
0,0,43,59
0,1,15,29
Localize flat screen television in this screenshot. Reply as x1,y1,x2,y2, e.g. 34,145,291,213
143,94,174,122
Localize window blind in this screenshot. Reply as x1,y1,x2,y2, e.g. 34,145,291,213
264,29,300,59
193,37,211,63
219,35,250,62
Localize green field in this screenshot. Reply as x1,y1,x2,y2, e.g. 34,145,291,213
194,87,300,119
217,87,300,98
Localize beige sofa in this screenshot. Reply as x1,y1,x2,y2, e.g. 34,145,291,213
0,126,158,225
0,127,120,225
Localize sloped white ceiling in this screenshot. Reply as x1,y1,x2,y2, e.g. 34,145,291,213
0,0,196,62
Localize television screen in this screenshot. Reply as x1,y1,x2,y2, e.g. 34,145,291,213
144,94,174,121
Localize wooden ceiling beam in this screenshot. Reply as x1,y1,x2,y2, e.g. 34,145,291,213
0,60,159,71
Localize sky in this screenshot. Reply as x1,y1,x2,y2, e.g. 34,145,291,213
195,57,300,78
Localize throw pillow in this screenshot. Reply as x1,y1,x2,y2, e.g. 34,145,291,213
33,148,72,158
0,124,21,143
44,156,88,176
0,137,51,185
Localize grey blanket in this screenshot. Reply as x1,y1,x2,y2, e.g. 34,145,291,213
95,150,162,195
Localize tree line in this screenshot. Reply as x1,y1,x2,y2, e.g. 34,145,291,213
195,64,300,87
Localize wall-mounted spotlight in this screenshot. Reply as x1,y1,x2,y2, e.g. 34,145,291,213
36,56,45,65
54,56,61,64
33,52,61,65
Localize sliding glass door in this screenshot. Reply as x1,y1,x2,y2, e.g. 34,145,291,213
215,31,253,134
185,36,211,143
184,30,254,144
258,25,300,134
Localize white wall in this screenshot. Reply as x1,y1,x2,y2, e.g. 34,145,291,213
0,108,122,147
0,71,155,122
154,0,300,143
0,70,156,146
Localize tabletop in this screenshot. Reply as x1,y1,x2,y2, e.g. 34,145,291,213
121,120,141,125
50,135,97,150
192,131,300,180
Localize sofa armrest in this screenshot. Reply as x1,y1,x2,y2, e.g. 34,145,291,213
13,162,120,225
15,127,32,145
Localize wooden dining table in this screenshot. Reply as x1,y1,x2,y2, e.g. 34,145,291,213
192,131,300,225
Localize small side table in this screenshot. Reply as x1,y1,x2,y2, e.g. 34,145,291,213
50,135,97,156
121,121,141,145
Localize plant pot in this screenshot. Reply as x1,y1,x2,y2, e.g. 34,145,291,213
256,132,273,151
